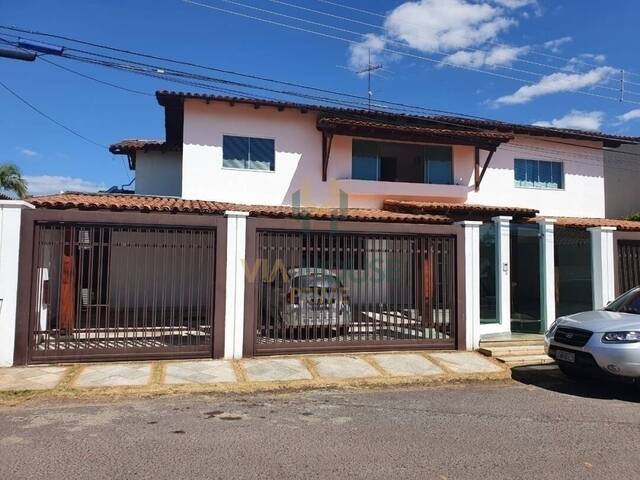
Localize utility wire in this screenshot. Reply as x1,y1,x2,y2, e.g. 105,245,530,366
0,79,106,149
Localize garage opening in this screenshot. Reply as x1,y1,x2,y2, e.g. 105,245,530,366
252,229,457,354
618,240,640,293
27,222,217,363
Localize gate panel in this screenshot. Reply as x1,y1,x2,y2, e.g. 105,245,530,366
253,229,457,354
618,240,640,293
28,223,217,363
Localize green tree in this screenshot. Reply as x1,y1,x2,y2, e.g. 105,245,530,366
0,164,28,199
629,212,640,222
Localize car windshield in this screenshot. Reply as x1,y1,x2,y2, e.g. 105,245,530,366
292,274,341,288
604,288,640,315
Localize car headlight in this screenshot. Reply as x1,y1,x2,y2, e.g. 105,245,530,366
545,320,559,337
602,331,640,343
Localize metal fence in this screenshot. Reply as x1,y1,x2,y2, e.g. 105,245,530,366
252,230,457,353
618,240,640,293
28,222,217,362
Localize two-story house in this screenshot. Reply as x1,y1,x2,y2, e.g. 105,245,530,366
6,89,640,366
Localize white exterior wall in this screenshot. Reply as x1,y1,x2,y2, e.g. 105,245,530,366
0,201,34,367
135,151,182,197
179,100,606,217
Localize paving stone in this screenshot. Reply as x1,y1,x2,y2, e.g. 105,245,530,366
311,355,380,380
371,353,443,377
429,352,503,374
75,363,152,387
0,366,68,391
242,358,312,382
165,360,237,385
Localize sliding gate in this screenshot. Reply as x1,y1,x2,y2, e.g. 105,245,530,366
19,218,221,364
618,240,640,293
249,225,459,355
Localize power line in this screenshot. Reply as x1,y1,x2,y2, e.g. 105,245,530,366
181,0,640,106
0,79,106,149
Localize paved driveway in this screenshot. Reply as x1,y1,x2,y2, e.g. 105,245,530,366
0,367,638,480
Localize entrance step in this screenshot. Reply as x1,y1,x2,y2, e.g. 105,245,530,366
494,354,555,367
478,345,545,357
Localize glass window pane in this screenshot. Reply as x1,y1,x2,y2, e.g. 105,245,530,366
352,140,379,180
514,159,526,186
480,223,498,324
425,146,453,184
223,135,249,169
537,160,552,188
551,162,563,188
526,159,537,187
249,138,275,171
510,224,542,332
555,227,593,316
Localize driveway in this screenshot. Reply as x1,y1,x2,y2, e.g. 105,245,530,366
0,366,638,480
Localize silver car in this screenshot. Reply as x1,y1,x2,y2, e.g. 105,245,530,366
545,287,640,380
264,268,352,333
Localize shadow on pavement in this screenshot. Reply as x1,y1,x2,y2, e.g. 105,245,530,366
511,364,640,403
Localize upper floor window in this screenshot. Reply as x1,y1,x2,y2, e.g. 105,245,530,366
352,140,453,185
514,159,563,189
223,135,275,171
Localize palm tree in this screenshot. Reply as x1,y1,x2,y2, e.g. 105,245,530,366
0,164,28,199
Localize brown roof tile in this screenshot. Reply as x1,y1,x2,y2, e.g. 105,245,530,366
383,199,539,218
28,193,455,225
109,139,179,155
552,217,640,232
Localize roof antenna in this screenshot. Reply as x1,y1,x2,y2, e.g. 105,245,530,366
356,49,383,110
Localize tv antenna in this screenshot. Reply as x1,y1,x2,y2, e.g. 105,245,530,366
356,49,383,109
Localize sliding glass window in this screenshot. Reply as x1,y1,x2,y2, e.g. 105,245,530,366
480,223,498,324
555,227,593,317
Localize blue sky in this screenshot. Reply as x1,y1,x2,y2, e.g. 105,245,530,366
2,0,640,195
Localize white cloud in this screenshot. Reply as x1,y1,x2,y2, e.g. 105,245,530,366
493,0,537,8
543,36,572,53
616,109,640,123
383,0,516,53
349,33,387,70
17,148,39,157
533,110,604,131
580,53,606,64
495,66,616,105
24,175,107,196
444,45,529,68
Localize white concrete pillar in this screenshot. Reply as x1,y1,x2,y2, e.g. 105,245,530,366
224,211,249,359
0,201,34,366
537,218,556,331
492,216,512,331
456,221,482,350
588,226,617,309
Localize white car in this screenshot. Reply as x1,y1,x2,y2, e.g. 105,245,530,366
545,287,640,381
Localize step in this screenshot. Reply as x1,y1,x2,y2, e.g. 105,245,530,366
495,354,555,367
479,340,544,349
478,345,545,357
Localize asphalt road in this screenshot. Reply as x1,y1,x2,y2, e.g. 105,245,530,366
1,366,639,480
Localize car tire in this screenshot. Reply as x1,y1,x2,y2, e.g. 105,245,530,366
557,362,591,381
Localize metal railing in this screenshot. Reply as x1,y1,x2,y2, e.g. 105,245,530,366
253,230,456,352
618,240,640,293
30,223,217,361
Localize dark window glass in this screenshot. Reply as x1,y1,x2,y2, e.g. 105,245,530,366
510,224,542,333
555,227,593,316
515,158,563,189
379,156,398,181
352,140,379,180
480,223,497,324
425,146,453,184
223,135,275,171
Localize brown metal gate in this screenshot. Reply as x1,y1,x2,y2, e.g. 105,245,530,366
15,210,225,364
247,222,458,355
618,240,640,293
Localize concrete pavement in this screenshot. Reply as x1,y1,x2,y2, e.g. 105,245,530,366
0,351,505,398
0,367,638,480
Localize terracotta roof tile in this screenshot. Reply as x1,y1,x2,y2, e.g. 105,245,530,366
552,217,640,232
383,199,539,218
28,193,455,225
109,140,179,154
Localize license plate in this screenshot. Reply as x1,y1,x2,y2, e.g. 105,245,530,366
556,350,575,363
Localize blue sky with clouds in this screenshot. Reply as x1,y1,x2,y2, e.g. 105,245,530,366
1,0,640,195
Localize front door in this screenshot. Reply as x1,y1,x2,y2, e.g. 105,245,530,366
510,224,543,333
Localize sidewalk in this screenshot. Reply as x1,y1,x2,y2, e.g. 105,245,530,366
0,351,508,402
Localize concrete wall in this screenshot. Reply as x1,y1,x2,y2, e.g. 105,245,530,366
135,151,182,197
604,144,640,219
178,100,606,217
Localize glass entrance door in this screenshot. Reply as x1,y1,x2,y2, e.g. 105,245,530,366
510,224,542,333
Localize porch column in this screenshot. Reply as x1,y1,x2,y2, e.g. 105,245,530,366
492,216,512,330
588,226,617,309
224,211,249,360
0,201,34,366
456,221,482,350
536,218,556,331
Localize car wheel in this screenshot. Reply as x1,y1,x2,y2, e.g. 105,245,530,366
558,362,591,381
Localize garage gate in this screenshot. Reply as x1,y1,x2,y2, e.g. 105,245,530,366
15,211,225,365
618,240,640,293
246,221,460,355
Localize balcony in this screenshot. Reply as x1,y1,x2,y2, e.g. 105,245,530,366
335,178,469,200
